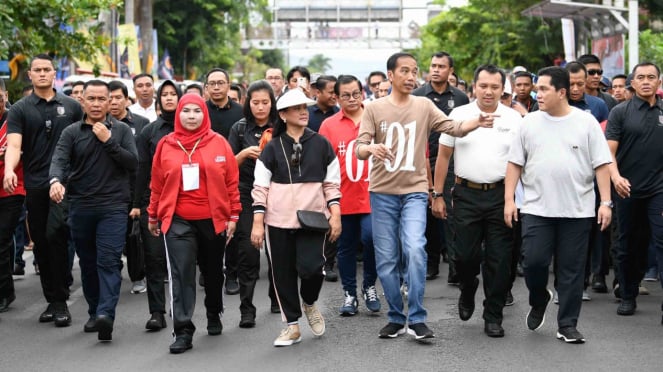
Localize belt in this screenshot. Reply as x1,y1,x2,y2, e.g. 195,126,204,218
455,176,504,191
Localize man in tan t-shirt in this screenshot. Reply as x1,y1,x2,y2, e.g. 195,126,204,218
355,52,496,340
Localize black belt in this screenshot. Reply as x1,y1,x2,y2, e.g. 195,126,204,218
455,176,504,191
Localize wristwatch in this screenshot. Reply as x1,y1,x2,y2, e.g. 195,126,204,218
431,191,444,199
600,200,613,208
49,177,60,185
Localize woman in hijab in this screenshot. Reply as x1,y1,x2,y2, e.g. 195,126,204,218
148,93,241,354
251,88,341,347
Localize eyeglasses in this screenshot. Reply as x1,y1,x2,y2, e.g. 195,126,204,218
207,81,227,87
292,142,302,166
339,91,362,101
45,119,52,139
587,69,603,76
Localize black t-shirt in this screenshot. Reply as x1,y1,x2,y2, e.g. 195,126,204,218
606,95,663,198
227,118,273,195
307,105,339,132
7,91,83,188
207,99,244,139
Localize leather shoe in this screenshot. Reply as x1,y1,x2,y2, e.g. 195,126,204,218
53,302,72,327
324,264,338,282
169,335,193,354
83,317,97,333
484,322,505,338
39,303,56,322
617,299,637,316
13,264,25,276
0,293,16,313
426,267,439,281
458,278,479,321
96,315,113,341
239,314,256,328
591,274,608,293
145,312,167,331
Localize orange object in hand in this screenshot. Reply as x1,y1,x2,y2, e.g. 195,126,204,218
259,128,273,150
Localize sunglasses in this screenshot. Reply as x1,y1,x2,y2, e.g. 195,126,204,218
291,143,302,166
587,69,603,76
45,120,52,139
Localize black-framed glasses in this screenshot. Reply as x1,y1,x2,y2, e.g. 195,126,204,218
45,120,52,139
339,91,362,101
587,69,603,76
292,142,302,166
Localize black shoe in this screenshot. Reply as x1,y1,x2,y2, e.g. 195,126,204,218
34,264,40,275
145,312,167,331
83,317,97,333
516,263,524,277
53,302,72,327
378,322,406,338
442,252,449,263
13,264,25,276
225,278,239,295
505,291,515,306
198,274,205,287
458,278,479,321
239,314,256,328
324,264,338,282
96,315,113,341
207,314,223,335
527,289,552,331
426,267,439,280
407,322,435,340
613,284,622,299
169,335,193,354
447,272,460,286
270,302,281,314
0,293,16,313
556,326,585,344
617,299,637,316
484,322,505,338
591,274,608,293
39,303,56,322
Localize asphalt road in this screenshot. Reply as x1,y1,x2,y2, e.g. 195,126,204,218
1,251,662,372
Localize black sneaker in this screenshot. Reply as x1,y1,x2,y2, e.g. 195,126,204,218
225,278,239,295
526,289,552,331
207,314,223,335
324,264,338,282
13,264,25,276
407,323,435,340
378,322,406,338
556,326,585,344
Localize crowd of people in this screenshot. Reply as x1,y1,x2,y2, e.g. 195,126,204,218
0,50,661,353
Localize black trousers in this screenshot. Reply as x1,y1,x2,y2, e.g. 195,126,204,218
164,216,225,336
508,210,522,290
452,184,513,323
139,209,167,314
25,187,69,303
522,214,591,328
425,207,443,274
0,195,25,299
266,226,325,323
235,195,260,317
442,175,457,279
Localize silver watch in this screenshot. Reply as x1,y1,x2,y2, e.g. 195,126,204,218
600,200,613,208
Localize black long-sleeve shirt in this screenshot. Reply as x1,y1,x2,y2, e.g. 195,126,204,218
133,117,174,209
49,115,138,210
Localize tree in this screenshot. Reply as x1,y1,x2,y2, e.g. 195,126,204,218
307,54,332,73
416,0,563,81
151,0,270,79
637,29,663,70
0,0,121,61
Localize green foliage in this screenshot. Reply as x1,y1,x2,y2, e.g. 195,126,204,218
416,0,563,81
0,0,121,61
637,29,663,70
152,0,270,79
307,54,332,73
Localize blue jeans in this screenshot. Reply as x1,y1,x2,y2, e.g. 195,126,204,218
370,192,428,325
69,208,127,319
337,214,377,296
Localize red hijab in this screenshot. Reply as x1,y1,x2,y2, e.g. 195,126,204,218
168,93,215,148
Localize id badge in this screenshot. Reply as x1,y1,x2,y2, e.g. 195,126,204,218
182,163,200,191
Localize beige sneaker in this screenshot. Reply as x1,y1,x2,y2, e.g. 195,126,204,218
639,282,650,295
302,303,325,336
273,325,301,347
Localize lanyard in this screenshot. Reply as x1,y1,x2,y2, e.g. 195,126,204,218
176,138,202,164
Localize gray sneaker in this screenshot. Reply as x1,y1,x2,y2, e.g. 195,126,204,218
131,279,147,294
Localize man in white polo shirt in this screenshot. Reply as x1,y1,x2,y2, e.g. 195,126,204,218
432,64,522,338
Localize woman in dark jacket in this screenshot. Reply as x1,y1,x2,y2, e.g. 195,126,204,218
251,88,341,347
227,80,278,327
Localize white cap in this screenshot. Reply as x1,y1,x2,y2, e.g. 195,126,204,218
503,78,512,95
513,66,527,73
276,88,316,111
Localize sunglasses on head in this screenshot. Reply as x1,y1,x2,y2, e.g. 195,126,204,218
291,142,302,166
587,69,603,76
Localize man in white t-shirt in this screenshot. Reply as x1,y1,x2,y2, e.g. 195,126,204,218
128,74,157,122
433,64,521,338
504,66,612,344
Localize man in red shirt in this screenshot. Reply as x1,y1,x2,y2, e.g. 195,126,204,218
320,75,381,316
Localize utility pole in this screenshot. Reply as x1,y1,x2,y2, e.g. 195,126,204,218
134,0,153,74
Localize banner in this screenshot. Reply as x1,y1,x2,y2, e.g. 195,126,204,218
118,23,141,77
592,34,625,79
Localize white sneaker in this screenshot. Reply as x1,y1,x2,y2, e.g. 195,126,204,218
131,279,147,294
273,325,301,347
582,290,591,301
302,303,325,336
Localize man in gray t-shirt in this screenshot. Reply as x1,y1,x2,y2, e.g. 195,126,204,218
504,67,612,344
